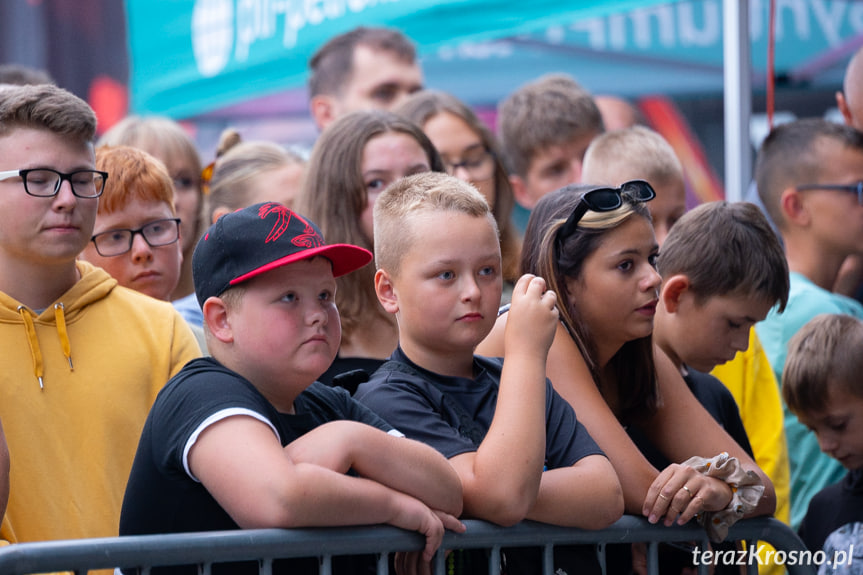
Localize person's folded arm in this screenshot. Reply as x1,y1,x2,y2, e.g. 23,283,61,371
449,274,559,526
189,414,464,562
526,454,624,529
480,319,661,515
284,419,463,517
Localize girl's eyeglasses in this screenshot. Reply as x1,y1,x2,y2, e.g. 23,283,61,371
555,180,656,254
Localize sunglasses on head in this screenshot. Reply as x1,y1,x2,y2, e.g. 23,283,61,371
555,180,656,253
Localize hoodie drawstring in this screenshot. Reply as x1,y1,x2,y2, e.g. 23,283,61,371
54,303,73,370
17,303,75,389
17,306,44,389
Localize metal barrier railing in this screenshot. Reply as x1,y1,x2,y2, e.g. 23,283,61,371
0,515,817,575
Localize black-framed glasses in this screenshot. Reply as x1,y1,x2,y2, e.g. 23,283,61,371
442,146,495,182
555,180,656,254
0,168,108,198
90,218,181,257
796,182,863,205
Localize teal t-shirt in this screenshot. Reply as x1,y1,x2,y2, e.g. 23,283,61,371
756,272,863,530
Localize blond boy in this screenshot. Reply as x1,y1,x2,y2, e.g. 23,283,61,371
355,172,622,572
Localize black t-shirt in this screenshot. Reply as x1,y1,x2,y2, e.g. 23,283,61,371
355,348,605,575
799,467,863,562
628,367,753,470
317,355,385,393
355,347,603,473
623,367,753,575
120,357,394,574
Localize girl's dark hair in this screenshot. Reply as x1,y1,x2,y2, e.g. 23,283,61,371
521,184,658,423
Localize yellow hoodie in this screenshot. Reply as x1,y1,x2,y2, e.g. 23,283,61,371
0,261,200,544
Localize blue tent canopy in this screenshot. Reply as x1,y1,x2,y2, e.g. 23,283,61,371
126,0,861,117
123,0,690,117
125,0,863,200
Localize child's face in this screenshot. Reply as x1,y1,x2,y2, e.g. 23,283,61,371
387,211,502,357
517,133,600,209
80,198,182,301
0,127,98,269
797,387,863,470
225,257,340,391
659,290,773,373
360,131,431,244
422,112,496,209
565,216,660,363
647,177,686,247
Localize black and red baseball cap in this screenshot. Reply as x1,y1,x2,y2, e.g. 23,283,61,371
193,202,373,307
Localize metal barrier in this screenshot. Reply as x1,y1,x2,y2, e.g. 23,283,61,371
0,515,816,575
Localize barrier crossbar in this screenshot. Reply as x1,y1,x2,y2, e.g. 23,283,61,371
0,516,816,575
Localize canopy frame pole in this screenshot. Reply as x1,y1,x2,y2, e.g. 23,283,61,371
723,0,752,203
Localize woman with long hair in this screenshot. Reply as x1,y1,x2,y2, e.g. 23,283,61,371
477,183,775,535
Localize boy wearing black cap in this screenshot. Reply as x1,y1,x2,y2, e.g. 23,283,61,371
120,202,464,574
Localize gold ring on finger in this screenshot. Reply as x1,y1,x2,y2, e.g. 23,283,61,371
658,493,669,500
682,485,694,499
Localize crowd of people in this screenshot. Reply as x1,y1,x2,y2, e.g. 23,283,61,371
0,23,862,575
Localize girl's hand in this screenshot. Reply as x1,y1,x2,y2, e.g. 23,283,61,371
642,463,733,526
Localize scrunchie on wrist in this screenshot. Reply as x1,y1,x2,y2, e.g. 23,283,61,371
681,451,765,542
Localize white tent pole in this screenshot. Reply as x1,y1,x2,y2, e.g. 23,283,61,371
723,0,752,203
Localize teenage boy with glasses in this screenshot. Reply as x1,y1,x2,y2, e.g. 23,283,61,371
755,117,863,530
0,84,200,547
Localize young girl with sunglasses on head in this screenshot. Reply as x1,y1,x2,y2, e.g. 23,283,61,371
476,183,775,561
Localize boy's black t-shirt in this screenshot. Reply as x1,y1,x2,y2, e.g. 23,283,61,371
798,467,863,556
120,356,394,575
354,346,604,466
355,347,606,575
628,367,754,469
623,367,753,575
